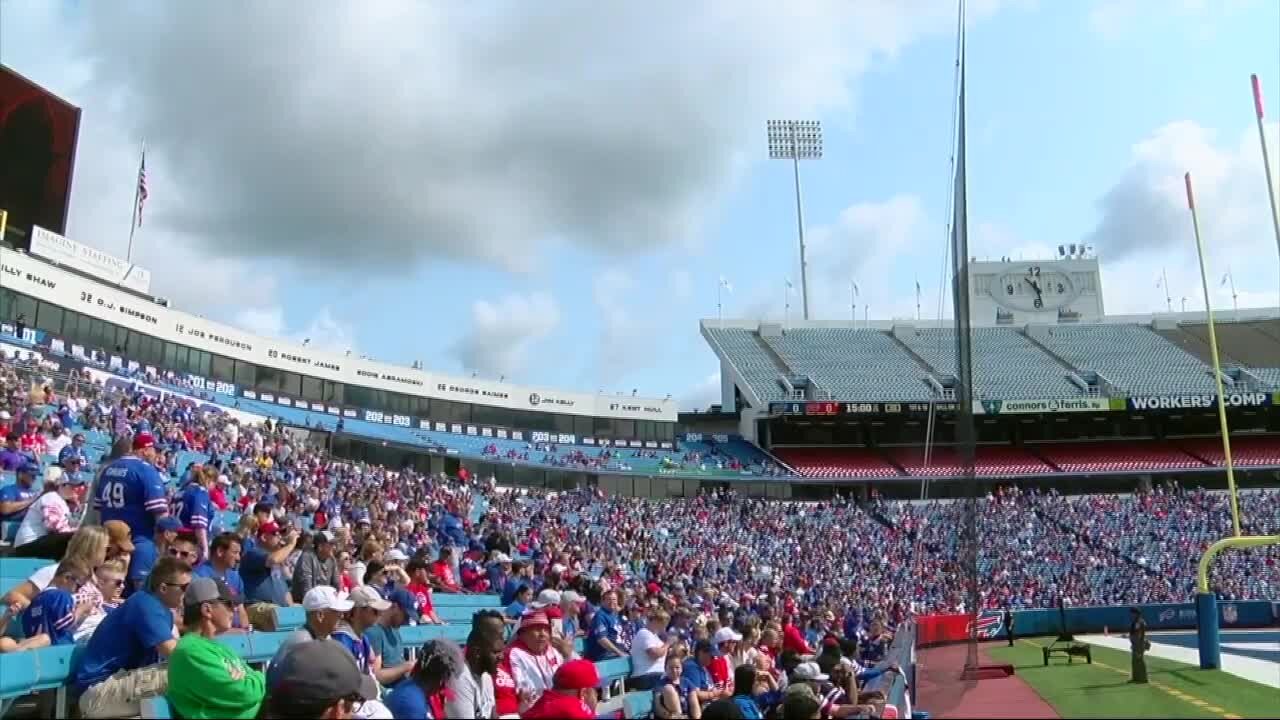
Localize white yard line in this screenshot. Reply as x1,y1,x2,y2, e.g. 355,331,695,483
1078,634,1279,689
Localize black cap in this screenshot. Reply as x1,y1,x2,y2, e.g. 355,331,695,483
694,639,715,656
268,640,378,703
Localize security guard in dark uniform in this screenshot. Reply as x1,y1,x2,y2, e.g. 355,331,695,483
1004,608,1015,647
1129,607,1149,683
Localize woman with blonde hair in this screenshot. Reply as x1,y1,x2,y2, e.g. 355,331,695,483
0,523,116,625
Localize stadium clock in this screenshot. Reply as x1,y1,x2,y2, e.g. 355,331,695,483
992,265,1077,312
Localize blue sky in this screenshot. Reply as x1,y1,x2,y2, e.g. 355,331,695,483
2,0,1278,409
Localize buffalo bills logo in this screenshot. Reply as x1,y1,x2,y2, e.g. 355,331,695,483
966,610,1003,639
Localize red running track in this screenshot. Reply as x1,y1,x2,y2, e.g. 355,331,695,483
915,641,1059,719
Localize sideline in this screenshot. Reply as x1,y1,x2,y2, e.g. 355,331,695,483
1078,633,1279,689
1016,638,1243,720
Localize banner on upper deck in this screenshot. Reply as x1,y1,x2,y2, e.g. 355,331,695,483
1126,392,1276,411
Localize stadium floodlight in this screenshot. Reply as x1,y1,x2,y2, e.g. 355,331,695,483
767,120,823,321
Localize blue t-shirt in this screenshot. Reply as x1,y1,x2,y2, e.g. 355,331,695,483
364,624,407,673
587,607,623,661
332,625,374,674
504,600,526,620
680,657,712,697
385,677,432,719
0,449,27,472
0,482,37,521
73,590,174,690
22,587,76,645
500,578,522,606
96,456,168,540
57,444,85,465
174,483,213,533
239,548,288,606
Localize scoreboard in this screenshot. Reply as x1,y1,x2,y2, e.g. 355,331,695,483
769,401,959,416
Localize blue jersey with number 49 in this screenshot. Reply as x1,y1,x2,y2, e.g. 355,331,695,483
96,455,168,540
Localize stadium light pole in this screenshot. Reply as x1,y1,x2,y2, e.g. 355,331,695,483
768,120,822,321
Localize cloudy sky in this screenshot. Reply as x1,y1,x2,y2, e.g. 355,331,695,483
2,0,1278,410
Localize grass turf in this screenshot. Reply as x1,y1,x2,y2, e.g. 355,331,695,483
986,637,1277,719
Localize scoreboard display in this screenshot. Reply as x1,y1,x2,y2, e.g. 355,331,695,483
770,401,959,416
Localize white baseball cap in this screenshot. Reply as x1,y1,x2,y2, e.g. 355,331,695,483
386,549,410,562
713,627,742,645
532,589,561,608
349,585,392,611
302,586,353,612
793,662,829,682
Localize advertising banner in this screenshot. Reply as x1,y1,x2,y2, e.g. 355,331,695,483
1126,392,1275,411
30,225,152,294
980,397,1112,415
916,600,1275,646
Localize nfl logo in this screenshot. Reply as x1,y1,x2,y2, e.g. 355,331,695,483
1222,604,1238,624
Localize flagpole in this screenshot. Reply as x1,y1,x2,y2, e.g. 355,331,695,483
126,144,145,262
1227,270,1238,316
1162,267,1171,312
916,280,922,321
1251,75,1280,291
717,282,723,327
1186,172,1241,538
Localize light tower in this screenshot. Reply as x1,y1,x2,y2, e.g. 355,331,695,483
767,120,823,320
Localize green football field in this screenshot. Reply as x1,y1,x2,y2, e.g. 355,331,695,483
986,637,1278,719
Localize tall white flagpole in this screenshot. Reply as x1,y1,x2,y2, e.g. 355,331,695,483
1251,75,1280,294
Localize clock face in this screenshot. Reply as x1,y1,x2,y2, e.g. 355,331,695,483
993,265,1077,312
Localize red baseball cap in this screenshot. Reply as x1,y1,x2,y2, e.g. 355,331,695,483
259,521,281,536
553,659,601,691
517,610,551,632
132,432,156,450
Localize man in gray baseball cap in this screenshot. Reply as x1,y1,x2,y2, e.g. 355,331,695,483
263,640,378,717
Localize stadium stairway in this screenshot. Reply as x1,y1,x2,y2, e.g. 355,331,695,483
1030,503,1164,582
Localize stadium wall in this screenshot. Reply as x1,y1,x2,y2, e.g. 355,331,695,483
916,601,1279,646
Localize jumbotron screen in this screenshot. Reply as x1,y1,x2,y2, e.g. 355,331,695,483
0,64,81,241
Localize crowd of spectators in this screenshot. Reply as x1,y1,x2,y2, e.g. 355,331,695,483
0,353,1277,719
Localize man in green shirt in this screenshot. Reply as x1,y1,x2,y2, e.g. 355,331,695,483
167,577,266,719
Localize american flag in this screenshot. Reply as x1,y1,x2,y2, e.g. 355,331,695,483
135,150,149,227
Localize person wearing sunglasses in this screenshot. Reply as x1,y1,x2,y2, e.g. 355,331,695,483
166,578,265,719
72,558,130,644
73,556,192,718
1,559,91,653
168,530,201,566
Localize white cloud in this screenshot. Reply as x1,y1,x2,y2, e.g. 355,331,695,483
452,292,560,378
678,372,723,412
233,306,357,356
3,0,1009,280
1086,120,1280,313
808,194,932,320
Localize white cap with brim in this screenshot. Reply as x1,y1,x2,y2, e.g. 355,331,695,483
348,585,392,611
302,586,354,612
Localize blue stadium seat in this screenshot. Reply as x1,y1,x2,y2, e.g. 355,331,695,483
593,657,631,689
432,593,501,608
623,690,654,719
141,696,173,719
